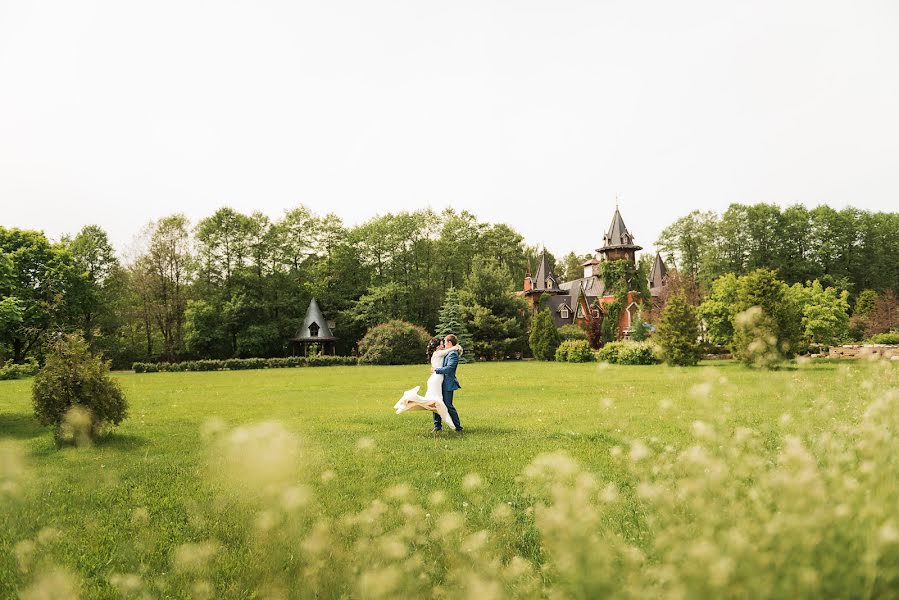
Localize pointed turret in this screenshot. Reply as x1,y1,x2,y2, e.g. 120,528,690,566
597,207,642,263
522,250,563,313
649,252,668,296
532,251,560,292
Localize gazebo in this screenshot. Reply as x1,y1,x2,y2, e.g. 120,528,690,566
289,298,338,356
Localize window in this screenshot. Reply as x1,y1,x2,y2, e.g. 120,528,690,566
626,303,639,328
560,307,570,319
592,309,600,318
577,306,584,318
309,322,320,337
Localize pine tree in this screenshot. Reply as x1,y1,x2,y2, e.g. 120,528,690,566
655,293,702,366
529,310,562,361
436,287,473,363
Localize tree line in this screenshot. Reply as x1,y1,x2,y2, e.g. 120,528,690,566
655,203,899,296
2,201,897,368
1,207,538,367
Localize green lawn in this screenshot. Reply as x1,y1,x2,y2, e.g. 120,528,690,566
1,360,897,598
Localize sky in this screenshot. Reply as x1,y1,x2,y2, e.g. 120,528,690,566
1,0,898,260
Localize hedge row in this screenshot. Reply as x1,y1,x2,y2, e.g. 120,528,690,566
132,355,358,373
0,360,40,380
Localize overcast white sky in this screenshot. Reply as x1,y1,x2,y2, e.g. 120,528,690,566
1,0,897,259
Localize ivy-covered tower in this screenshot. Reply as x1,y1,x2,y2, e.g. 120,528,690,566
597,207,642,264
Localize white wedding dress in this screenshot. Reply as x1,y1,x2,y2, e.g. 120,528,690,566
394,347,459,430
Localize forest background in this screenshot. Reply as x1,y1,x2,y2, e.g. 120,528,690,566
1,202,897,368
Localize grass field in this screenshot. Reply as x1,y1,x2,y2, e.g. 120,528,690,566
1,360,898,598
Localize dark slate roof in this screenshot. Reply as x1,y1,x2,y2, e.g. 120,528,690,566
531,251,561,292
569,281,585,313
559,275,606,297
291,298,337,341
546,295,574,327
545,275,605,326
649,252,668,295
598,207,643,252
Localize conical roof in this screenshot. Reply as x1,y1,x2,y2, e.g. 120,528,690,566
599,207,642,250
291,298,336,341
649,252,668,289
532,251,560,291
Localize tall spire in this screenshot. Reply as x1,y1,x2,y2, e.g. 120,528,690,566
649,252,668,296
596,204,643,261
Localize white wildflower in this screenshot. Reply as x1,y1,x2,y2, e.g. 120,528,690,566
462,473,484,491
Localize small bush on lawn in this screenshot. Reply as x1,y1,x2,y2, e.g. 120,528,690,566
596,341,659,365
0,359,40,380
555,340,596,362
869,332,899,345
358,320,431,365
558,324,588,342
32,334,128,445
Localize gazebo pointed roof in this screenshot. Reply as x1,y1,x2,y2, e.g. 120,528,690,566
597,207,643,253
291,298,336,341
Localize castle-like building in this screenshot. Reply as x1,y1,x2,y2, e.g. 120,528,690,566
522,207,668,338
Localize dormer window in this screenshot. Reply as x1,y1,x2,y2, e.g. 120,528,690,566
577,306,585,318
560,307,570,319
309,322,320,337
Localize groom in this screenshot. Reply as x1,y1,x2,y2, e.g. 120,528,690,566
432,334,463,433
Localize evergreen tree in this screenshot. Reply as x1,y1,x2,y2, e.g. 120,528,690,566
529,310,561,361
655,293,702,366
436,287,473,363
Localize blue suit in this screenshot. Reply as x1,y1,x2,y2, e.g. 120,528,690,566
433,349,462,430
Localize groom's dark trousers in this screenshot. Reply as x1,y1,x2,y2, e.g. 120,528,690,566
434,350,462,430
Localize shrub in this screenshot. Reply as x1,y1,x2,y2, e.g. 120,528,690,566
358,320,431,365
733,269,800,360
596,341,621,363
558,324,588,342
732,306,782,369
597,341,659,365
654,293,702,366
628,313,650,341
32,334,128,444
555,340,596,363
869,332,899,345
529,310,561,361
0,359,40,380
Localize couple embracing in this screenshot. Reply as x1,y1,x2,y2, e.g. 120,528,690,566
393,334,464,432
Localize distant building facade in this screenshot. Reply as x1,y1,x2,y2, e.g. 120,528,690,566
521,208,668,339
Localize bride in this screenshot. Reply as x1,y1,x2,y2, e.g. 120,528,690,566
394,337,461,430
